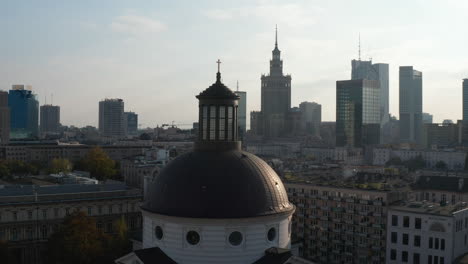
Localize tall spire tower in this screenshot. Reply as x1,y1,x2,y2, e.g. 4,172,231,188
259,25,292,138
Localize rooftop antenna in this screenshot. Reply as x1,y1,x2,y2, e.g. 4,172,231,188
237,80,239,91
358,33,361,61
51,93,53,105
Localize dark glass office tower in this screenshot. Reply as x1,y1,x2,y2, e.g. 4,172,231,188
0,91,9,144
336,79,380,147
399,66,423,145
8,85,39,139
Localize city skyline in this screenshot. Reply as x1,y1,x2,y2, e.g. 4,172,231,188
2,0,468,128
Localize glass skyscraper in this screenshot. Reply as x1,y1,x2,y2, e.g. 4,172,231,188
399,66,423,145
8,86,39,139
336,79,380,147
351,59,389,127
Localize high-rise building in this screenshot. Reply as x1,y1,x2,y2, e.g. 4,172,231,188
234,87,247,138
399,66,423,145
462,79,468,145
249,111,263,136
124,112,138,136
336,79,381,147
260,27,291,138
40,105,60,136
351,60,389,127
0,91,10,144
463,79,468,121
299,101,321,137
99,99,125,138
8,85,39,139
422,112,433,124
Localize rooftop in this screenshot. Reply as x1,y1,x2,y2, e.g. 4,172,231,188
390,201,468,216
0,183,142,205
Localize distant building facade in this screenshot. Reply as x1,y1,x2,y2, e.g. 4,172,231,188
8,85,39,139
124,112,138,136
249,111,263,136
99,99,125,138
0,91,10,144
423,113,433,124
40,105,60,136
299,102,322,137
336,79,380,147
423,123,460,149
234,90,247,137
0,144,150,163
399,66,423,145
372,148,466,170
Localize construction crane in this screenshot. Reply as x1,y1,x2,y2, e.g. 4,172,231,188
161,121,193,129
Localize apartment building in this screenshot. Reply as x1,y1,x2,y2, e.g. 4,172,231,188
387,201,468,264
286,182,407,264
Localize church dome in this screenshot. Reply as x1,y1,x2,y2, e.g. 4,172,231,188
143,62,293,219
142,149,293,218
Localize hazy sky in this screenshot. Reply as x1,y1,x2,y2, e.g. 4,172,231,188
2,0,468,128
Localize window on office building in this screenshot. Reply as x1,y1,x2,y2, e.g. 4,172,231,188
403,216,409,227
403,233,409,245
414,235,421,247
415,218,421,229
390,249,396,260
413,253,420,264
392,215,398,226
402,251,408,262
391,232,397,243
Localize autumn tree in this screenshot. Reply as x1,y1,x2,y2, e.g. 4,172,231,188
47,212,132,264
47,212,109,264
49,158,73,174
78,147,117,181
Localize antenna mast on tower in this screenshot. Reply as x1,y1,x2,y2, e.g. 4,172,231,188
358,33,361,61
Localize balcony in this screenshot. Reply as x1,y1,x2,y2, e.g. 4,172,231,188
360,200,370,205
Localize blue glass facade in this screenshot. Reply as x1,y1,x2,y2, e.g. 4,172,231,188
8,89,39,139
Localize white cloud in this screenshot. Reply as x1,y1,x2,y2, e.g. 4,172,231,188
202,9,234,20
111,15,166,35
202,2,322,27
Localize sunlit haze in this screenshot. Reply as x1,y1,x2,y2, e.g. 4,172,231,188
2,0,468,127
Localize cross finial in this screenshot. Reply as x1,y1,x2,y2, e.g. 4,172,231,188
216,59,221,73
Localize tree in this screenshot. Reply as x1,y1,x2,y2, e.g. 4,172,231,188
0,162,11,179
47,212,109,264
47,212,132,264
435,161,448,170
49,158,72,174
385,157,403,167
405,155,426,171
0,241,18,264
78,147,117,181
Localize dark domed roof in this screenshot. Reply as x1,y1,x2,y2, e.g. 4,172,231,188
196,73,239,100
142,150,294,218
